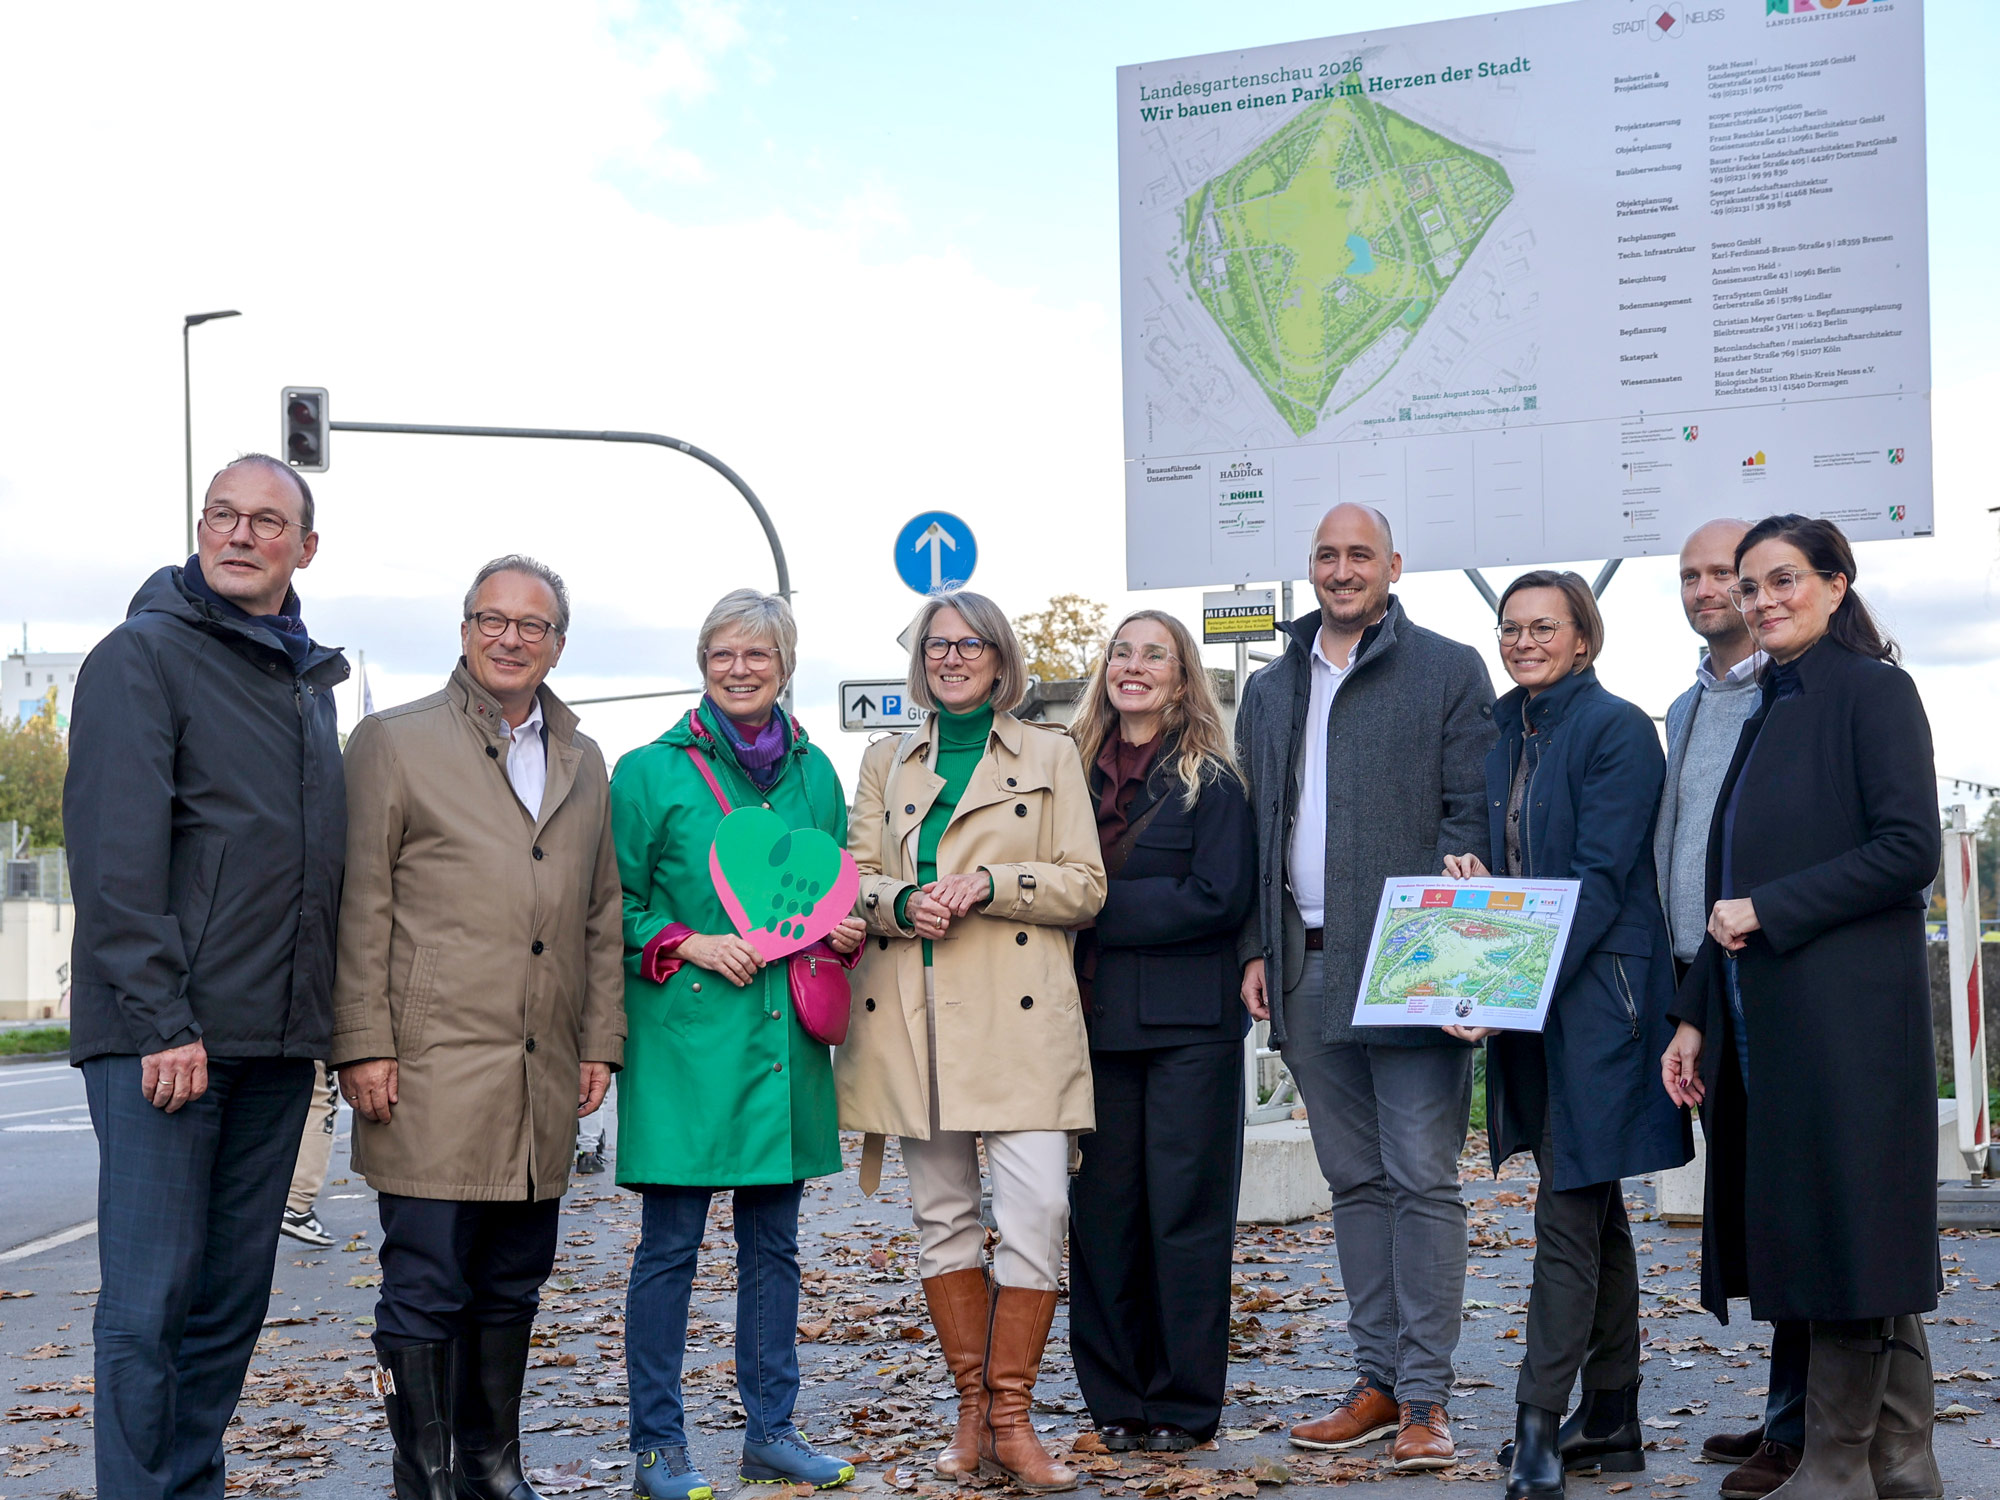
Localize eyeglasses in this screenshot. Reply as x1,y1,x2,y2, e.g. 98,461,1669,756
467,611,557,644
1107,641,1177,668
202,504,304,542
923,636,989,661
1495,618,1573,646
705,647,777,672
1727,568,1836,611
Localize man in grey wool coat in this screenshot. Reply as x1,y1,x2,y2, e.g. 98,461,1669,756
1235,503,1496,1472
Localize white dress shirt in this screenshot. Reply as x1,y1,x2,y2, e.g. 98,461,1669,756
1286,630,1354,929
498,696,547,821
1696,647,1766,691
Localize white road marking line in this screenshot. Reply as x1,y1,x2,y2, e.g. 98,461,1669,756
0,1070,78,1088
0,1219,98,1263
0,1103,90,1121
5,1122,92,1132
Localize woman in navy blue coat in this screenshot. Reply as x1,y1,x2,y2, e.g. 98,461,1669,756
1444,571,1691,1500
1066,609,1256,1456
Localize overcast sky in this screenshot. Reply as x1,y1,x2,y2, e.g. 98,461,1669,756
2,0,1995,805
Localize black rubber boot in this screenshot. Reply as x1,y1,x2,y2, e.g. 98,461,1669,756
377,1339,455,1500
453,1321,542,1500
1505,1404,1566,1500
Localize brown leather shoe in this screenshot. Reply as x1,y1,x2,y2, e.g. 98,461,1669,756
1719,1440,1801,1499
1702,1425,1767,1463
978,1285,1076,1493
1288,1380,1400,1451
921,1269,992,1479
1392,1400,1456,1471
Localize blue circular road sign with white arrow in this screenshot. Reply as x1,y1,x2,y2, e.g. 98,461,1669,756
893,511,978,595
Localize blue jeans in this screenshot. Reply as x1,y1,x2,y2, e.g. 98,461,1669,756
1725,956,1751,1089
83,1054,314,1500
627,1181,806,1451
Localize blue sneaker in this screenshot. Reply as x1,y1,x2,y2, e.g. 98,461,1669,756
740,1431,856,1489
634,1447,714,1500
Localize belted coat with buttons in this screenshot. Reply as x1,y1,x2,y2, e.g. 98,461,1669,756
609,703,849,1187
329,666,626,1202
1480,668,1693,1193
836,711,1107,1137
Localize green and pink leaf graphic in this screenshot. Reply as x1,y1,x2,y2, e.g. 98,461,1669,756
707,807,860,961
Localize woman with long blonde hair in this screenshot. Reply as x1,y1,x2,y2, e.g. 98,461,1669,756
1066,608,1257,1454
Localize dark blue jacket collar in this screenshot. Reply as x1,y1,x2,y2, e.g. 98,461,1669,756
1495,665,1600,740
128,565,347,684
1766,635,1851,697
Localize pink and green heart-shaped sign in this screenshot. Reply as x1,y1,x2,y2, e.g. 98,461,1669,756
708,807,861,962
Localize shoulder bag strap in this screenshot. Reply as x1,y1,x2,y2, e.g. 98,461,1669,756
1102,795,1168,881
683,746,734,815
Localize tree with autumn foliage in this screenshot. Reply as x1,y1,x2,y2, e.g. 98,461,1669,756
1012,594,1108,682
0,687,67,847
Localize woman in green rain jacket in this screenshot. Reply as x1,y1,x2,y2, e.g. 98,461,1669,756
610,590,862,1500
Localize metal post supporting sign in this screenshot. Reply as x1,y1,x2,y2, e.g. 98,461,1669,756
1945,805,1989,1177
893,511,978,595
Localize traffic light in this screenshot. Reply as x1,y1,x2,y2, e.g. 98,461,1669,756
281,386,329,472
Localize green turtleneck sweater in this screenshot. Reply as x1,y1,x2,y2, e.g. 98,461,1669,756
896,701,995,959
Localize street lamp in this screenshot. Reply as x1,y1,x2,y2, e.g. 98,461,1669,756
182,310,241,554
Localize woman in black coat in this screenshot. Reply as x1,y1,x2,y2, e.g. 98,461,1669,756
1067,609,1256,1455
1660,515,1941,1500
1444,571,1691,1500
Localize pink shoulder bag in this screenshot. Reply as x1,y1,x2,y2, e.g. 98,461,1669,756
684,746,855,1047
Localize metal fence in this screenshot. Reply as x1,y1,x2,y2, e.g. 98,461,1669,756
0,823,70,902
3,852,70,902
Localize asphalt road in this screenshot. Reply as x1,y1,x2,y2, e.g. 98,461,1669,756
5,1113,2000,1499
0,1061,96,1258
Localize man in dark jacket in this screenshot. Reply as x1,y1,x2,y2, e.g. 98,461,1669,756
65,454,348,1500
1236,504,1494,1471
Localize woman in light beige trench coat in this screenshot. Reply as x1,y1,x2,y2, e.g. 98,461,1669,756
836,590,1105,1494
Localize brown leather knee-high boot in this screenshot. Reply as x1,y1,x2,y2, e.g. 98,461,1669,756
1768,1321,1894,1500
1870,1315,1942,1500
978,1285,1076,1494
922,1269,992,1478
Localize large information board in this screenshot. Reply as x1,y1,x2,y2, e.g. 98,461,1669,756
1118,0,1931,587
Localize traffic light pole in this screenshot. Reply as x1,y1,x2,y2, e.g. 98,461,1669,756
325,420,791,603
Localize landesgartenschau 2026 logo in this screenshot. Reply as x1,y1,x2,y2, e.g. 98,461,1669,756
1768,0,1889,16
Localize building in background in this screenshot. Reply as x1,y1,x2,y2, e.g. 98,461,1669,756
1,650,86,729
0,821,70,1020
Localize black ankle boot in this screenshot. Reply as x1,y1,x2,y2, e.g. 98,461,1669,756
1506,1405,1566,1500
1496,1383,1648,1474
377,1340,455,1500
453,1321,541,1500
1557,1382,1645,1474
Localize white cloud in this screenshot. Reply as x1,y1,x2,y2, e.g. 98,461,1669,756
2,0,1993,814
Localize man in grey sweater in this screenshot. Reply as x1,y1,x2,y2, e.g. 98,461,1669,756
1654,518,1804,1498
1655,518,1763,977
1237,504,1495,1471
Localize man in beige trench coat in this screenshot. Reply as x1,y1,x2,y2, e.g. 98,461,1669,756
332,555,625,1500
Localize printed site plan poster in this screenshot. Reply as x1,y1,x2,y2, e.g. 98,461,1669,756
1118,0,1932,587
1353,878,1582,1032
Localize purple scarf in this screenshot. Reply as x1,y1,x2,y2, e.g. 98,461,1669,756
706,696,789,790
